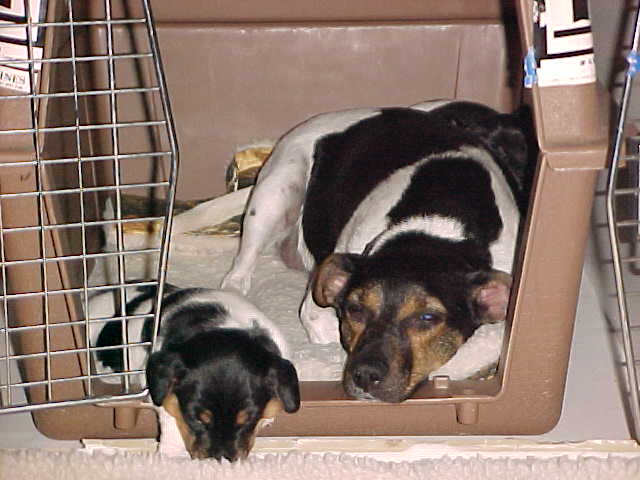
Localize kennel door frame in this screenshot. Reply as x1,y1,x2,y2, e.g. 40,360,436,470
606,3,640,441
0,0,179,414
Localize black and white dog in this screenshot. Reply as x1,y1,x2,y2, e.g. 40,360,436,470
222,100,534,403
93,286,300,461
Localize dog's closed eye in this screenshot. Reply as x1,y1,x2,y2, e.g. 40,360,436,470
410,313,441,330
345,303,368,322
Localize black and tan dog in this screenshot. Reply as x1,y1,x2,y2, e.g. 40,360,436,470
222,100,533,403
94,286,300,461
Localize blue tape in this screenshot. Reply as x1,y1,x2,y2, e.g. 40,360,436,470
524,47,537,88
628,51,640,78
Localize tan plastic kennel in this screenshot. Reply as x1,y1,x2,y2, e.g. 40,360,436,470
0,0,609,440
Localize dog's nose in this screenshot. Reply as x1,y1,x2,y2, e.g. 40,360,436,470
351,361,387,391
210,449,238,463
205,444,240,462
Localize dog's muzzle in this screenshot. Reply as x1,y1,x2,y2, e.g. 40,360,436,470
343,354,408,403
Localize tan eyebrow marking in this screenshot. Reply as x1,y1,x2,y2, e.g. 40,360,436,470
236,409,249,425
199,409,213,425
343,283,384,351
397,289,447,322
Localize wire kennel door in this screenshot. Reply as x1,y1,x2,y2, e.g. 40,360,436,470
606,4,640,440
0,0,178,414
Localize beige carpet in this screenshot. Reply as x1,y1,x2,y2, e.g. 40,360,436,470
2,449,640,480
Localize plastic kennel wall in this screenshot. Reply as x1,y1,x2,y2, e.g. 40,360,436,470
0,0,609,440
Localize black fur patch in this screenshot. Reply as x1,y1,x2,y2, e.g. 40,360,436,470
428,101,536,211
302,105,529,263
95,285,229,372
388,158,502,247
95,285,158,372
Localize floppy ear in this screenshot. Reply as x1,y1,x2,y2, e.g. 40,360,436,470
470,270,512,324
146,350,185,406
487,116,528,166
269,358,300,414
312,253,357,307
487,107,537,192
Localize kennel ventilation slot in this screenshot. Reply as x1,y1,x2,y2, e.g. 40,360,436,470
606,3,640,441
0,0,178,414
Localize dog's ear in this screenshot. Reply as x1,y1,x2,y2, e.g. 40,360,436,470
312,253,358,307
480,106,537,193
146,350,185,406
268,358,300,414
469,270,512,325
486,114,528,166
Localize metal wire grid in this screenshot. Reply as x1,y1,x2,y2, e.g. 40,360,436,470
0,0,178,413
606,4,640,440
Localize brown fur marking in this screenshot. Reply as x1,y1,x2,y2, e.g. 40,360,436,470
342,284,383,351
405,323,463,394
396,289,447,322
235,409,249,425
262,397,284,419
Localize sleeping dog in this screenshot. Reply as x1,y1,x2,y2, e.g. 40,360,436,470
94,286,300,461
222,100,533,403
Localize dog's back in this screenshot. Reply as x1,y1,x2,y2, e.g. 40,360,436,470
301,103,527,272
93,285,288,376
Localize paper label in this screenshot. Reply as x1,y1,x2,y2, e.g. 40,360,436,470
0,0,46,92
531,0,596,87
0,64,29,91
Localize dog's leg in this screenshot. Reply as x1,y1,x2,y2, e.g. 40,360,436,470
299,288,340,344
222,148,309,295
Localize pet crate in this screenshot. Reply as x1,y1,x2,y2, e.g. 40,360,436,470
0,0,609,440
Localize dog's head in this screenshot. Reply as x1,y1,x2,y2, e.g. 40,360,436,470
146,329,300,461
313,246,511,403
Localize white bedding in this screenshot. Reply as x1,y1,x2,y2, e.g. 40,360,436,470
165,234,347,381
99,189,503,383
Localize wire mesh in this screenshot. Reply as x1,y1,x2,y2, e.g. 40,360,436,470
606,3,640,441
0,0,178,413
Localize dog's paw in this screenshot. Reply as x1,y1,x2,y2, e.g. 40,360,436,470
299,294,340,344
220,271,251,295
305,327,340,345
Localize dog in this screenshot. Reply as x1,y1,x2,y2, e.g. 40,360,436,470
222,100,533,403
94,285,300,461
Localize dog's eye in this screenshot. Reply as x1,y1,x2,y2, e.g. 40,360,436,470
412,313,438,329
345,303,367,322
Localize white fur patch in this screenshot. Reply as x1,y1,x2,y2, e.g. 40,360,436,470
157,406,190,458
459,146,520,273
222,108,383,284
409,99,454,113
367,215,466,255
